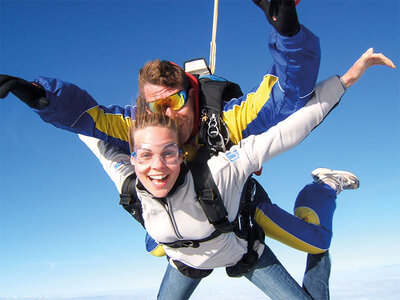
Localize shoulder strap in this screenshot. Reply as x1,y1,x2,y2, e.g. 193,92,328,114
119,173,145,228
188,146,234,233
198,75,243,114
197,75,242,155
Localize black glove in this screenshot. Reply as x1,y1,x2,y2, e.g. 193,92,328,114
0,75,49,109
253,0,300,37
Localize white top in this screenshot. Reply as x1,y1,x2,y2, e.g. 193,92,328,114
79,75,345,269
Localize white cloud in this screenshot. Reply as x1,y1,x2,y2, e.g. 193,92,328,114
330,264,400,300
1,265,399,300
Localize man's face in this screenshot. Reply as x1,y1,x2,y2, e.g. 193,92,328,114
142,83,195,144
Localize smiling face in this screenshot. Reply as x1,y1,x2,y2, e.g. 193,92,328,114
143,83,195,144
130,126,183,198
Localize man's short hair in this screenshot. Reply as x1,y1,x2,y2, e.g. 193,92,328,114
138,59,190,96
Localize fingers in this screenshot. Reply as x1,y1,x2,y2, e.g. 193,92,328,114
362,48,396,69
369,53,396,68
0,76,18,99
252,0,266,9
341,48,396,89
0,74,15,84
361,47,374,58
0,75,47,108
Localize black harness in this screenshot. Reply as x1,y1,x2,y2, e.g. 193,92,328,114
119,75,267,278
119,151,265,278
197,75,243,155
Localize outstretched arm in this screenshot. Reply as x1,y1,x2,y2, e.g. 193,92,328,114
237,49,396,171
223,1,320,144
341,48,396,88
0,75,133,153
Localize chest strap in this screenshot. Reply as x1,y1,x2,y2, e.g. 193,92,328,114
160,230,222,248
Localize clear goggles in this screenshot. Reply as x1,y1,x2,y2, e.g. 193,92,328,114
146,89,189,113
131,142,182,165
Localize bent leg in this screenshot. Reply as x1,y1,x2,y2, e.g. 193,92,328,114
254,181,336,253
294,183,337,232
245,245,311,300
157,263,201,300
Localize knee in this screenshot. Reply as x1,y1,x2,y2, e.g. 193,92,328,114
294,206,320,225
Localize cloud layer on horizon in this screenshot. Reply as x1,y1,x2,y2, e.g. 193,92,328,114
1,264,399,300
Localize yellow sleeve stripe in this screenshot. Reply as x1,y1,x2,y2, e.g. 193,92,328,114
222,75,278,145
255,207,327,254
86,107,131,142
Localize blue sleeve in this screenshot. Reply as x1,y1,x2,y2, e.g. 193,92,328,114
269,24,320,105
32,77,132,153
222,25,321,143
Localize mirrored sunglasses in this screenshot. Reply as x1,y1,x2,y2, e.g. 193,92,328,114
146,89,189,113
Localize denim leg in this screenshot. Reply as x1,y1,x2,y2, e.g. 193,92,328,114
245,245,311,300
303,251,331,300
157,263,202,300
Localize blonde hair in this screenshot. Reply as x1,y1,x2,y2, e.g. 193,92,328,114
129,99,181,153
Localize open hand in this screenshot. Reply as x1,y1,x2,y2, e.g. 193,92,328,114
341,48,396,88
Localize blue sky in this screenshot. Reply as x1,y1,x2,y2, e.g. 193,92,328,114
1,0,399,299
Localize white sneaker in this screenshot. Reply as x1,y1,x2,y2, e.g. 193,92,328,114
311,168,360,194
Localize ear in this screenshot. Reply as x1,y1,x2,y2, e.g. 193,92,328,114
188,87,195,100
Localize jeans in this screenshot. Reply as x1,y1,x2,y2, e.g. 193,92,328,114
157,263,202,299
157,245,330,300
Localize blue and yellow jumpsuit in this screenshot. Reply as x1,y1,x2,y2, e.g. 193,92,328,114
32,25,342,255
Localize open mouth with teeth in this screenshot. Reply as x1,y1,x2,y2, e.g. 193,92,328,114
148,174,169,186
